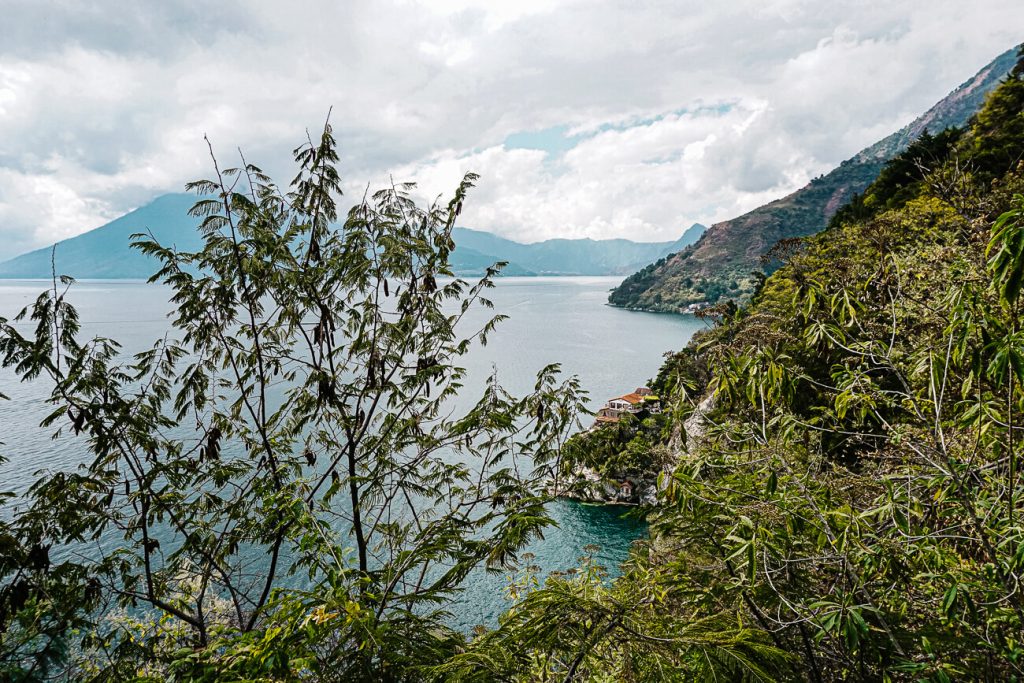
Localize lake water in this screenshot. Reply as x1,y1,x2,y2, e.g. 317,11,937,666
0,276,703,629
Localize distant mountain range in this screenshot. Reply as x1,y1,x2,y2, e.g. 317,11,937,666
451,223,705,276
608,46,1021,313
0,194,706,280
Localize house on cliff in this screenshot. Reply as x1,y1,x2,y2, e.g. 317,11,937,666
594,387,661,425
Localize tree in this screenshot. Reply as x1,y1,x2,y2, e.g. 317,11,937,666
0,121,588,680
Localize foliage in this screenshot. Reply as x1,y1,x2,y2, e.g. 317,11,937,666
0,122,589,680
540,67,1024,681
988,193,1024,304
968,59,1024,180
561,413,672,482
438,547,794,682
828,127,965,229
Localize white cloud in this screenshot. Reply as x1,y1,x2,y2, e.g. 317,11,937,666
408,0,565,32
0,0,1021,259
385,100,822,243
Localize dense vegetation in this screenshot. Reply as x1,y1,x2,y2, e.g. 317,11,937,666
1,46,1023,683
0,125,780,681
561,412,672,487
608,46,1020,314
533,48,1024,680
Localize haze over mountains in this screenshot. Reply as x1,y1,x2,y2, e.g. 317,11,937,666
609,46,1021,313
0,195,706,279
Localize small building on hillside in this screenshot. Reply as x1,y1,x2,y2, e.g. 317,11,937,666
594,406,622,423
593,387,661,425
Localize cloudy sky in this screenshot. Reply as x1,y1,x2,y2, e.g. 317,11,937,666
0,0,1021,260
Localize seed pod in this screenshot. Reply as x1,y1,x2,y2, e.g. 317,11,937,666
383,279,390,297
9,580,30,613
205,427,222,460
27,544,50,571
71,408,86,435
318,378,334,405
319,304,333,332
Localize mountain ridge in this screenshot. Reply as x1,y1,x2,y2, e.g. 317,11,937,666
0,194,203,280
608,46,1021,313
0,195,707,279
452,224,706,276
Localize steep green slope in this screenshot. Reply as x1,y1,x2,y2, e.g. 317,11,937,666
609,46,1020,313
455,47,1024,681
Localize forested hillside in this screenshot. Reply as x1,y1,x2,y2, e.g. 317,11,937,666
465,45,1024,681
609,46,1020,313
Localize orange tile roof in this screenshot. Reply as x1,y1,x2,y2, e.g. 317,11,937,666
617,392,645,404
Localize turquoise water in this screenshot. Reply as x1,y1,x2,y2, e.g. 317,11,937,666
0,276,703,628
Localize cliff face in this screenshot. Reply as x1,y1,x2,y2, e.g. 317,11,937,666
608,47,1020,313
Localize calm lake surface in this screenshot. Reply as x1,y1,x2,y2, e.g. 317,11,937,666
0,276,703,629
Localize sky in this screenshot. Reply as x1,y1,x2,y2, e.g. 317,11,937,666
0,1,1022,261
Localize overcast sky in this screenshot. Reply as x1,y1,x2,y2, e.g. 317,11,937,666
0,1,1021,260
